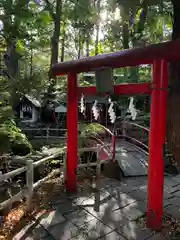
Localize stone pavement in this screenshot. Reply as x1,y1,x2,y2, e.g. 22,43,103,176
13,175,180,240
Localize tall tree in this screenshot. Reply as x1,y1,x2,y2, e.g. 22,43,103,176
94,0,101,55
44,0,62,66
167,0,180,164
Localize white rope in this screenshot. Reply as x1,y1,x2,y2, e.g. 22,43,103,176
80,94,85,115
128,97,137,120
108,97,116,123
92,100,99,120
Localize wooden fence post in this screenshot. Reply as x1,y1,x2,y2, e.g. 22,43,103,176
63,152,67,182
96,144,101,179
46,127,49,140
122,121,126,138
26,160,34,211
94,144,101,212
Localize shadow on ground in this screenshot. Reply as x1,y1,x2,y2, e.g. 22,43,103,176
13,174,180,240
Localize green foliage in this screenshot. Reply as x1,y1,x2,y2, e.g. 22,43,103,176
0,75,32,155
79,123,106,139
0,119,32,155
0,0,175,156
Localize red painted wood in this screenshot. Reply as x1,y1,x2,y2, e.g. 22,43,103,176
78,83,152,96
66,73,78,192
100,148,109,161
147,60,168,230
50,39,180,76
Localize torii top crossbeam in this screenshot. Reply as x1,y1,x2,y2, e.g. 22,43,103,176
50,39,180,76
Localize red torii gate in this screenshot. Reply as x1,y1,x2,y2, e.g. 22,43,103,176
50,39,180,231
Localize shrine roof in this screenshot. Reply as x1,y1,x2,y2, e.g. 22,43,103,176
24,94,41,108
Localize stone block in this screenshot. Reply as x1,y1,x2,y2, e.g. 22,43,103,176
124,178,147,187
45,220,78,240
135,200,147,213
13,224,48,240
99,231,126,240
64,209,95,227
172,174,180,184
172,190,180,198
148,233,164,240
128,189,147,201
168,197,180,207
165,205,180,219
37,210,66,229
99,178,121,190
55,202,79,215
81,198,118,221
116,221,153,240
101,208,129,230
121,202,145,221
78,218,113,239
112,192,137,209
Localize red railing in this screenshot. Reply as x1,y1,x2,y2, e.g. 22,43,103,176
115,120,149,152
92,125,116,161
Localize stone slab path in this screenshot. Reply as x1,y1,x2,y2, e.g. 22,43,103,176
13,175,180,240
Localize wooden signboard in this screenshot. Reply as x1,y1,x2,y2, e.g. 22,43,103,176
95,68,114,94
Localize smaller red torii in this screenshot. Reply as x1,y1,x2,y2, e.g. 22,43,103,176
50,39,180,231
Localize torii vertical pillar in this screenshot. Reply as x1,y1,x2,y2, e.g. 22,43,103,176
147,60,168,230
66,72,78,192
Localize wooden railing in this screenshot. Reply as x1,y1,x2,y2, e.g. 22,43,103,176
22,128,67,140
0,144,110,212
0,150,64,211
22,125,116,159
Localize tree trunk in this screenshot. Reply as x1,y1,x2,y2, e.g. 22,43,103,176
6,41,20,79
50,0,62,66
130,2,148,82
2,0,23,109
78,33,81,59
121,5,129,77
95,24,100,55
86,34,90,57
95,0,101,55
60,22,66,62
47,0,62,103
167,1,180,165
30,41,33,76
